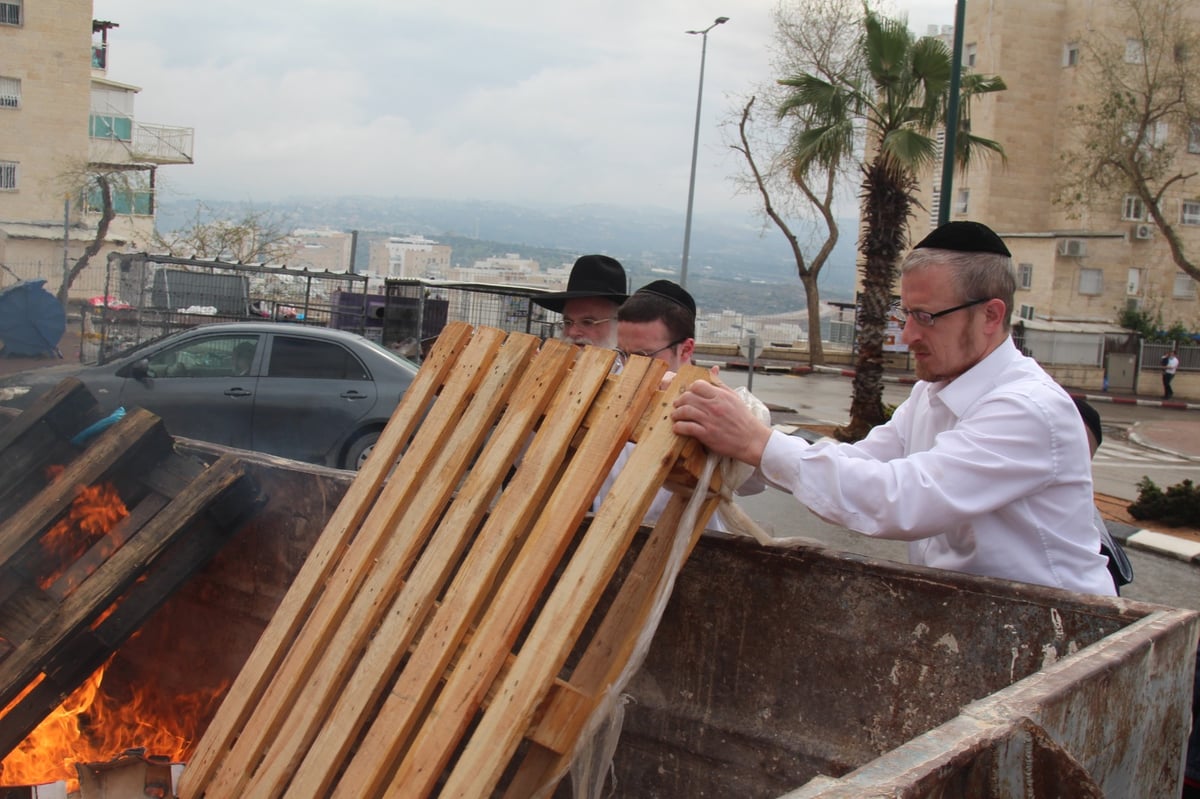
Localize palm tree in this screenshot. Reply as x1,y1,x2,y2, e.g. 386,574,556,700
778,9,1005,441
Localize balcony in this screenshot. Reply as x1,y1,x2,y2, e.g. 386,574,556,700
89,116,194,165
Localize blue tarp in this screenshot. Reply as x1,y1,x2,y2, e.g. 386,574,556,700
0,279,66,357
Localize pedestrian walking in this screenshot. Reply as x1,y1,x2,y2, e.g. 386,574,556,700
1163,347,1180,399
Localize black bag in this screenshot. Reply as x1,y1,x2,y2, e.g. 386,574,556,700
1162,354,1170,366
1099,525,1134,589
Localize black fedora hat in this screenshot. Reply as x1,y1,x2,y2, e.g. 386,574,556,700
533,254,628,313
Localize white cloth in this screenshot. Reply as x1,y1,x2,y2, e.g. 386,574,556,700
1165,354,1179,374
593,443,729,533
758,338,1116,595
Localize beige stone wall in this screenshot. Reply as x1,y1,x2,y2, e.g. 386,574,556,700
0,0,93,225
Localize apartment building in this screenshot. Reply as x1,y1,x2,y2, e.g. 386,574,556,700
0,1,192,298
912,0,1200,330
285,228,355,272
368,235,452,279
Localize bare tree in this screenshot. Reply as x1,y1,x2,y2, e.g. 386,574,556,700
53,163,147,305
153,203,295,264
728,0,865,366
1057,0,1200,283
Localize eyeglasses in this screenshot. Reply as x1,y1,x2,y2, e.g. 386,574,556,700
558,316,613,331
898,298,989,328
617,339,684,362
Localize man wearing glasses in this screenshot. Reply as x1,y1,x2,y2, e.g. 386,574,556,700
671,221,1115,595
532,254,628,349
615,279,696,372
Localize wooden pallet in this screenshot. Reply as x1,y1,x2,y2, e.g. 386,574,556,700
180,322,723,798
0,382,260,759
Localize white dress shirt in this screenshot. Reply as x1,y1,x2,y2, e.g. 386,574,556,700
759,338,1115,595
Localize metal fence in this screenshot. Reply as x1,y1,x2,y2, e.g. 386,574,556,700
83,252,371,363
381,279,557,358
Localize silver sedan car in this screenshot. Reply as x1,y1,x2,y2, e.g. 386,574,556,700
0,322,419,470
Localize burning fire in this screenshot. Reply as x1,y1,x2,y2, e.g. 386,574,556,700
0,466,222,792
0,659,227,792
37,465,129,592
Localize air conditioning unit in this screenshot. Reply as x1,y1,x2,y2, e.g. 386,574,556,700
1057,238,1087,257
1134,223,1154,240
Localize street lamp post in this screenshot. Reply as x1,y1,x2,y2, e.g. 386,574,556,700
680,15,728,290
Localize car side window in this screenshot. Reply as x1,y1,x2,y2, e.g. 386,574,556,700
146,336,260,378
266,336,369,380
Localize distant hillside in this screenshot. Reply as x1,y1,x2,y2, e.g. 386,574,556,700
156,196,861,314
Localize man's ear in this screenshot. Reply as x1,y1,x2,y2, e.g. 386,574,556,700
985,299,1007,330
679,337,696,364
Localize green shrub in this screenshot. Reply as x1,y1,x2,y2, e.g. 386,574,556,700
1127,476,1200,528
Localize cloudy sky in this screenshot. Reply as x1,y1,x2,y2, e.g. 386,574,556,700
92,0,956,226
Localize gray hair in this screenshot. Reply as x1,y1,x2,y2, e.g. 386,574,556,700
901,247,1016,330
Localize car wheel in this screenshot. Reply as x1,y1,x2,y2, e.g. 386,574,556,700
344,430,381,471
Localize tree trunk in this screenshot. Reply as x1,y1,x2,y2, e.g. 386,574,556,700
57,176,116,307
838,158,914,442
801,271,826,365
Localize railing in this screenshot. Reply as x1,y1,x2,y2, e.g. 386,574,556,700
132,123,194,164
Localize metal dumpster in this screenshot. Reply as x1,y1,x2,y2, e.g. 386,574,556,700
99,443,1200,798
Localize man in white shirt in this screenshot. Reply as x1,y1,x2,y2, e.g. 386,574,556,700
532,254,628,349
1163,348,1180,399
671,221,1115,595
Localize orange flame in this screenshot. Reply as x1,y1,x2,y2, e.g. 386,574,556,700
0,660,227,791
37,475,128,592
0,465,214,791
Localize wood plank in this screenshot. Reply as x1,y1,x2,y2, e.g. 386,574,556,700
0,455,256,761
177,321,475,798
281,337,580,797
504,491,721,797
197,324,507,799
241,331,546,797
328,345,628,798
370,353,664,798
435,363,708,798
0,377,98,454
0,409,171,568
0,429,79,523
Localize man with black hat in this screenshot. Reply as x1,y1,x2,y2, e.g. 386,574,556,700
532,254,628,350
671,221,1115,595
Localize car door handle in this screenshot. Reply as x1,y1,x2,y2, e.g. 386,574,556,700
225,388,253,397
340,390,369,400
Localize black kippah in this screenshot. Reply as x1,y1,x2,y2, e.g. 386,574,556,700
633,280,696,315
913,221,1011,257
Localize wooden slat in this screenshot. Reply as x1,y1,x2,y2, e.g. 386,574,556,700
0,454,253,749
0,408,171,567
240,331,548,796
179,327,727,799
194,323,506,798
370,353,665,798
177,322,475,797
505,490,721,797
434,363,705,798
275,337,578,797
0,377,98,453
0,378,101,521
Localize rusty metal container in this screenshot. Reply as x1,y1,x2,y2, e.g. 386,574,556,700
129,444,1200,798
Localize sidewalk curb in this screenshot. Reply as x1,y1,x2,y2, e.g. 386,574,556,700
1124,529,1200,565
1068,391,1200,412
